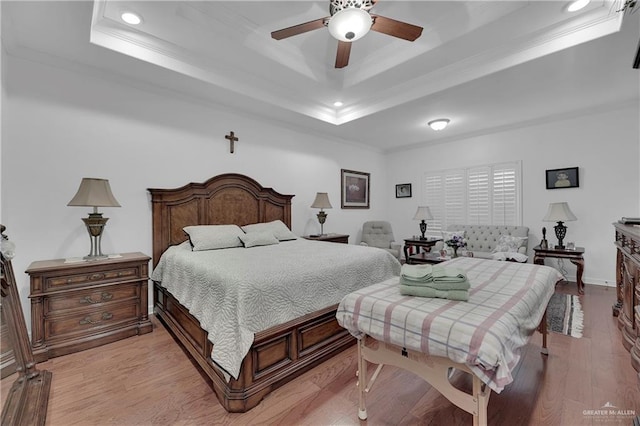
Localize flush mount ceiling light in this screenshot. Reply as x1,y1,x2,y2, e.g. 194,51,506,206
567,0,590,12
428,119,450,131
327,7,373,42
333,101,344,107
121,12,142,25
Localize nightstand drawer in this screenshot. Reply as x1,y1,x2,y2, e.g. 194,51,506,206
45,302,139,340
45,266,141,290
46,283,139,314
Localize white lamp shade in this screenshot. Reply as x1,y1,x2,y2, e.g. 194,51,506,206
311,192,332,209
328,8,372,42
542,202,576,222
413,206,433,221
68,178,121,207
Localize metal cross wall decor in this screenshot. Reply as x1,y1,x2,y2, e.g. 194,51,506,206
225,131,239,153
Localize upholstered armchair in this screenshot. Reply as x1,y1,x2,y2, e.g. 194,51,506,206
360,221,402,260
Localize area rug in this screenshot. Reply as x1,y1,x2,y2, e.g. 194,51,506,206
546,293,583,338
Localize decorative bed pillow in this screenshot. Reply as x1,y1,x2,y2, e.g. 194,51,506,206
491,235,527,253
241,220,297,241
183,225,244,251
239,230,280,248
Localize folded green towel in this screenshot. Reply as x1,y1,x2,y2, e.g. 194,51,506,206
399,284,469,301
400,276,470,290
400,264,433,281
432,265,467,283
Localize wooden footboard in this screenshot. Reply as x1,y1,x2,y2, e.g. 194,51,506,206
153,282,354,412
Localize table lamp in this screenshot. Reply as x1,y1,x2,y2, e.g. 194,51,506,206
413,206,433,240
542,202,577,249
68,178,121,260
311,192,332,236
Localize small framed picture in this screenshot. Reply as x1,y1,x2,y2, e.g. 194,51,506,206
395,183,412,198
546,167,579,189
341,169,370,209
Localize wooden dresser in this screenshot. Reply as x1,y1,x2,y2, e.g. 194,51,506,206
613,223,640,376
26,252,153,362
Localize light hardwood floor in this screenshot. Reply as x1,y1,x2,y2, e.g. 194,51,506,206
2,282,639,425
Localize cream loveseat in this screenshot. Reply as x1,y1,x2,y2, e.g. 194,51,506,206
435,224,530,261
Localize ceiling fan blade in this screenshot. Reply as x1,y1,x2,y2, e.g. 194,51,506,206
335,41,352,68
370,15,423,41
271,18,327,40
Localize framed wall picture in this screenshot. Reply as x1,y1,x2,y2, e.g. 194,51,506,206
341,169,370,209
395,183,412,198
546,167,579,189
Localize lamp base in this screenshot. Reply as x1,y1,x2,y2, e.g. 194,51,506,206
81,213,109,260
554,221,567,250
317,210,328,237
84,253,108,261
419,220,427,240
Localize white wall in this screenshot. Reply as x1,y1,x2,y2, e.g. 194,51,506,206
1,55,389,326
386,103,640,286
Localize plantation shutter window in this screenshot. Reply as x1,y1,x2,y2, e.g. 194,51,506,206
423,161,521,232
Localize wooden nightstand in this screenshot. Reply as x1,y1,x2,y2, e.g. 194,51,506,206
26,252,153,362
303,234,349,244
533,245,585,294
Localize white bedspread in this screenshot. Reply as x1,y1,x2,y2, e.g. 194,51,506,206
151,239,401,380
336,257,563,393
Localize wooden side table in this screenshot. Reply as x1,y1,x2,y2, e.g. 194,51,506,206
303,234,349,244
26,252,153,362
533,245,585,294
403,237,442,264
407,252,449,265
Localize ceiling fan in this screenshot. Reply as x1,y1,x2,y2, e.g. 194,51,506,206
271,0,423,69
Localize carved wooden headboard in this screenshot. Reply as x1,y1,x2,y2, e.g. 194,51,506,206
148,174,294,267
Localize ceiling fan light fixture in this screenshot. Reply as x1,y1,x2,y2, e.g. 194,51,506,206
428,119,450,131
328,8,372,42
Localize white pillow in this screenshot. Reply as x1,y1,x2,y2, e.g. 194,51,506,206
492,235,527,253
183,225,244,251
239,230,280,248
241,220,297,241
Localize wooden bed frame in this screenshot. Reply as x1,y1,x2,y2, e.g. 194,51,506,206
148,173,354,412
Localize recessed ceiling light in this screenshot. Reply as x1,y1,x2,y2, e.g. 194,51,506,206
428,119,450,131
121,12,142,25
567,0,590,12
333,101,344,107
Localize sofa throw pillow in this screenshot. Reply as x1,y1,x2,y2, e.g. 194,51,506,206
491,235,527,253
239,230,280,248
241,220,298,241
183,225,244,251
